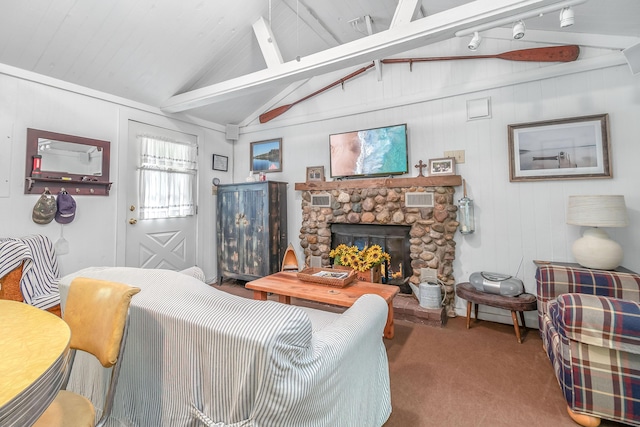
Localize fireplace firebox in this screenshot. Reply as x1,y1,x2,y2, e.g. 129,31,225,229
331,224,412,293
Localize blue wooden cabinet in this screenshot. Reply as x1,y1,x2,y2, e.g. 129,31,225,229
217,181,288,282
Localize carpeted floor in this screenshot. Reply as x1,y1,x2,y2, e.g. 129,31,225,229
216,281,625,427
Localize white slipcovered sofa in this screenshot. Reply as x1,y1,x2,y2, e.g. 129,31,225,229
58,266,392,427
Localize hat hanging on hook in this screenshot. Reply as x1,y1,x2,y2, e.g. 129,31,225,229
55,189,76,224
32,188,56,224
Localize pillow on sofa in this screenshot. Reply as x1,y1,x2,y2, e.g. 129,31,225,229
179,266,206,282
550,293,640,354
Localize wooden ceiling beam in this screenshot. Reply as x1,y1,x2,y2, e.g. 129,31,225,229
161,0,568,114
364,15,383,82
390,0,422,28
253,17,284,68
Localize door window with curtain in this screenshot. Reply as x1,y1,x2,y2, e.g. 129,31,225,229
137,135,197,220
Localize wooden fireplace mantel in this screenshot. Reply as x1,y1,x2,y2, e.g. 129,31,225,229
294,175,462,191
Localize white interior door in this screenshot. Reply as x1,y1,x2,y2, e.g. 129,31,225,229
125,121,197,270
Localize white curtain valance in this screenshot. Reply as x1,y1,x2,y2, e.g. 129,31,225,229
139,135,197,171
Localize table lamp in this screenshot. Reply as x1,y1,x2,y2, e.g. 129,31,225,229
566,195,628,270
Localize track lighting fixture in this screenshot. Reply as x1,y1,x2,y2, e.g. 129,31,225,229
468,32,482,51
512,20,525,39
455,0,586,38
559,7,574,27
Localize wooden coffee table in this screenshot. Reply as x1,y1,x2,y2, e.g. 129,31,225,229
246,271,400,339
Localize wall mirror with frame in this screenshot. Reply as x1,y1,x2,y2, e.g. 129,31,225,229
25,128,112,195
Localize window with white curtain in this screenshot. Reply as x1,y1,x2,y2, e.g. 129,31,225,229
137,135,197,220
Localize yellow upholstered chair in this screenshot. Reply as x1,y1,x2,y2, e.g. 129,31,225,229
33,278,140,427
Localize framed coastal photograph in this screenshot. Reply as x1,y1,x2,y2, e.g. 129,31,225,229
250,138,282,173
212,154,228,171
428,157,456,176
306,166,325,182
508,114,611,182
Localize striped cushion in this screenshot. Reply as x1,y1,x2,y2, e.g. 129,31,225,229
179,266,206,282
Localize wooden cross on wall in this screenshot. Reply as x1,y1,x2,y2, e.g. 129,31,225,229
415,160,427,177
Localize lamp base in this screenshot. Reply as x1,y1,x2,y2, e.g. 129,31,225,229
572,227,623,270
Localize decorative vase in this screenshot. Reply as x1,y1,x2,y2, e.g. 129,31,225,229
334,264,382,283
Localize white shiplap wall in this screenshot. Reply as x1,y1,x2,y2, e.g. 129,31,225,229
0,72,230,282
237,39,640,325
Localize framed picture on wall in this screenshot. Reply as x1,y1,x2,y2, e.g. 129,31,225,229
250,138,282,173
428,157,456,176
508,114,611,182
212,154,228,171
306,166,325,182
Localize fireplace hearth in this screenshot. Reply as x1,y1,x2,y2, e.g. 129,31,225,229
296,177,462,317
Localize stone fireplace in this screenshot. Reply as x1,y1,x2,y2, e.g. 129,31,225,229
295,176,462,317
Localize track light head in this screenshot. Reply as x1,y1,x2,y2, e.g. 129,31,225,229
512,20,525,39
468,32,482,51
559,7,575,28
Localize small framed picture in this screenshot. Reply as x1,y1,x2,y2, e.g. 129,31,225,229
428,157,456,176
212,154,228,171
250,138,282,173
306,166,325,182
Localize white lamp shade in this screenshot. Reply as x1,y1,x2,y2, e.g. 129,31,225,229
567,195,628,227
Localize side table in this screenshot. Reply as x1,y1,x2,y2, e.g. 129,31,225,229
455,282,537,344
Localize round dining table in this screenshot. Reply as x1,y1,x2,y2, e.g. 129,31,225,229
0,300,70,426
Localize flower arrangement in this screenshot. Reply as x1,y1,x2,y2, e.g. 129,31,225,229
329,244,391,272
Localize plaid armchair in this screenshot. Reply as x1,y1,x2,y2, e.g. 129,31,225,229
536,264,640,426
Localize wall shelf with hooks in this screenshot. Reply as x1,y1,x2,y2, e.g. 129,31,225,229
25,177,112,196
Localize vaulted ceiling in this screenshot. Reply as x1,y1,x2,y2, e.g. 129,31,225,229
1,0,638,127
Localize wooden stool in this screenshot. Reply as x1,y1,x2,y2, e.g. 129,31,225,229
455,282,537,343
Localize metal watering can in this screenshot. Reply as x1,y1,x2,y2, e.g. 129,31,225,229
409,281,445,309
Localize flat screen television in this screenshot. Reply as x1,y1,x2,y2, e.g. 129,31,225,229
329,123,408,178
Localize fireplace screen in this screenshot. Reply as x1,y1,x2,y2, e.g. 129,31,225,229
330,224,411,293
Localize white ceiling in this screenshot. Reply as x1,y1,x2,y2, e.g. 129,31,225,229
0,0,638,127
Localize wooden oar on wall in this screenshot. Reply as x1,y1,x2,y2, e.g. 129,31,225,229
380,45,580,68
259,62,376,123
259,45,579,123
